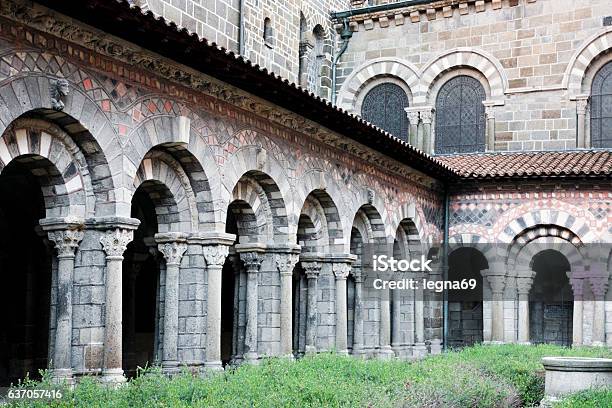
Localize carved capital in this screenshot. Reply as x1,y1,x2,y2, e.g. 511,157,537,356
302,261,321,278
419,108,434,124
240,252,264,274
484,105,495,119
588,276,609,299
100,229,133,259
351,269,363,283
48,229,84,258
482,269,506,294
275,253,299,276
158,241,188,266
332,262,351,280
405,109,419,124
576,95,589,115
202,244,230,267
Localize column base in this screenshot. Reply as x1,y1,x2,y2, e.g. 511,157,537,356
592,341,605,347
305,345,317,354
99,368,126,386
51,368,75,387
378,346,395,359
337,349,349,356
429,339,442,355
351,346,365,358
243,352,259,364
229,355,243,366
203,360,224,371
413,343,428,358
518,341,531,345
162,362,180,376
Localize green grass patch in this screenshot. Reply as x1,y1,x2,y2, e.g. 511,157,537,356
6,344,612,408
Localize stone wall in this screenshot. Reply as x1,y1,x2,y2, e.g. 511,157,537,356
336,0,612,151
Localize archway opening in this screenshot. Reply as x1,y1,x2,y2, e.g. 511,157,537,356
221,206,240,366
529,249,573,346
348,226,364,354
0,159,49,385
447,247,486,347
122,182,164,377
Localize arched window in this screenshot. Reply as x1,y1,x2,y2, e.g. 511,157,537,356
590,61,612,148
435,75,486,154
361,83,409,141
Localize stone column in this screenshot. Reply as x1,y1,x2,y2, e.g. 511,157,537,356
302,261,321,354
588,265,608,347
516,270,535,344
99,224,137,384
299,41,314,88
189,233,234,370
238,247,265,364
275,251,300,358
576,95,589,148
352,268,365,356
379,288,394,358
405,108,420,147
419,107,434,154
391,286,401,356
569,271,585,346
333,261,352,355
484,102,496,152
482,267,506,343
43,220,84,384
413,271,427,357
229,254,242,364
156,233,188,375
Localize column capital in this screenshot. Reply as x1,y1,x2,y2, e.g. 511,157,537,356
351,268,363,283
575,94,589,115
238,251,265,274
156,233,188,266
301,261,322,278
47,229,85,258
404,107,420,123
275,253,300,276
333,262,351,280
516,270,535,295
202,244,231,267
418,106,434,124
100,228,135,259
481,268,506,294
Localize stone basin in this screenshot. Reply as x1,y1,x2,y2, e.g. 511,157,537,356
542,356,612,400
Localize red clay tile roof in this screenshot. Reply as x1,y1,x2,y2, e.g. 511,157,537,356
437,150,612,179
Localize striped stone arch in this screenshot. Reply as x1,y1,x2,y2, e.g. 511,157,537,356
0,74,122,215
508,226,585,274
127,115,219,229
133,149,200,233
388,202,426,245
353,204,388,245
565,27,612,97
300,3,330,34
344,186,390,245
337,57,419,113
229,174,275,244
416,48,507,104
496,208,595,244
448,233,497,267
297,194,330,253
0,117,95,218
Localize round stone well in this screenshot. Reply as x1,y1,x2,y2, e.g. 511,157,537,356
542,356,612,400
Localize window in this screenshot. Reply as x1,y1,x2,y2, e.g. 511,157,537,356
435,75,486,154
263,18,274,48
590,61,612,148
361,83,409,141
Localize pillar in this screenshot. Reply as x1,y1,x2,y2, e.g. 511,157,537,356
420,107,434,154
379,288,393,358
238,248,264,363
405,108,420,147
391,286,401,356
302,261,321,354
229,254,243,364
516,270,535,344
99,223,138,384
484,102,496,151
275,250,300,358
483,267,506,343
576,95,589,148
569,271,585,346
333,261,351,355
44,221,84,384
413,271,427,357
588,266,608,347
156,233,188,375
352,269,364,356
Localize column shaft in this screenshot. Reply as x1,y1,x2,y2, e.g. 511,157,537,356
280,272,293,356
391,288,401,354
305,268,319,353
517,294,530,344
335,277,348,354
352,276,364,355
379,290,393,357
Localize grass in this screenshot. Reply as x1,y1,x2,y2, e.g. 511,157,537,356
5,344,612,407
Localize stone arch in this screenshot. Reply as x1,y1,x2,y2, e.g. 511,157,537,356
416,48,507,104
351,204,388,245
127,115,220,230
394,218,423,258
388,202,427,246
337,57,419,113
448,233,497,266
229,170,288,244
564,27,612,97
222,145,292,241
496,207,595,244
0,73,123,215
133,148,200,233
296,189,344,253
508,226,584,273
0,117,96,218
